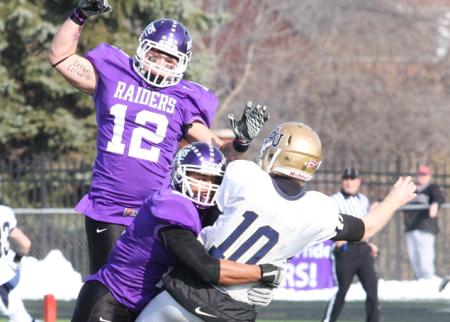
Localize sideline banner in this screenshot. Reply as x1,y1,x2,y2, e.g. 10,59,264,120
279,240,334,291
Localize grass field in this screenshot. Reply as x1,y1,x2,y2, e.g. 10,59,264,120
2,299,449,321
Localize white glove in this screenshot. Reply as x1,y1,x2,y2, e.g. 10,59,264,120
247,286,274,307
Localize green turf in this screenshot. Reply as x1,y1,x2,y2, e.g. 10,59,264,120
3,298,450,322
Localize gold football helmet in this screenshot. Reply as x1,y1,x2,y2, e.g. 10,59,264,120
259,122,322,182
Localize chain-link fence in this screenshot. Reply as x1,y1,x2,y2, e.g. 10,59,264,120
7,156,450,279
15,210,88,277
16,206,450,280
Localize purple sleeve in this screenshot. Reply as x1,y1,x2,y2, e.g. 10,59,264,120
84,43,124,71
150,189,202,235
180,81,218,128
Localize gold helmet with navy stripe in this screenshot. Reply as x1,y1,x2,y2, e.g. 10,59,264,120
258,122,322,182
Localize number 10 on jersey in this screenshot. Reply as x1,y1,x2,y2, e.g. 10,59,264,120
209,211,279,265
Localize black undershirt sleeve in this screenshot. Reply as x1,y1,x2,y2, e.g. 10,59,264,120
159,226,220,284
199,205,222,228
331,214,365,241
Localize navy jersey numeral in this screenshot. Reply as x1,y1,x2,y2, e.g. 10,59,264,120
0,222,10,258
209,211,279,264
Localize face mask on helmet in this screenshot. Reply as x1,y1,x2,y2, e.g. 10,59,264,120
259,122,322,182
171,143,227,208
133,18,192,88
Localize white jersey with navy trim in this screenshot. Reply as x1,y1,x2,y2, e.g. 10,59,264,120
198,160,342,304
0,205,17,285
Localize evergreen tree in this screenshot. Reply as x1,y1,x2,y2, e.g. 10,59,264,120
0,0,221,160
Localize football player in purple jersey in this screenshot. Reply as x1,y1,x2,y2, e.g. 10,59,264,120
71,143,283,322
47,0,269,274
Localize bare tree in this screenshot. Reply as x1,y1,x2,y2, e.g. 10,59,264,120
198,0,450,163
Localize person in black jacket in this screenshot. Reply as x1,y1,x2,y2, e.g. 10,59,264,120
403,165,445,280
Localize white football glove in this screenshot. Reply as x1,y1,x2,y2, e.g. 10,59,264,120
247,285,274,307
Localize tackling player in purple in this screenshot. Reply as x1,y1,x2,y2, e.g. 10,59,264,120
71,143,282,322
48,0,269,274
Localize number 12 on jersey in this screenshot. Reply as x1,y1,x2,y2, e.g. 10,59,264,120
209,211,279,264
106,103,169,162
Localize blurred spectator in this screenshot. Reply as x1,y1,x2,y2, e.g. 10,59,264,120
322,168,380,322
0,204,38,322
403,165,445,280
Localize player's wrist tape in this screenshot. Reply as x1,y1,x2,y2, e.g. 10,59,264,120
70,8,88,25
13,253,24,263
232,138,250,152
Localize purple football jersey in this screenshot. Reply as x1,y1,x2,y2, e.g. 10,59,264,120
75,43,218,225
88,187,202,311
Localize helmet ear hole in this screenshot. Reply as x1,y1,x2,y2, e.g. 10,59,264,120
287,135,292,145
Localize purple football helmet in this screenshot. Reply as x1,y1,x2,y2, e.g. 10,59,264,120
133,18,192,88
171,143,227,208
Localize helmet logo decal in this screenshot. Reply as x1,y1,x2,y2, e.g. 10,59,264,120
143,23,156,37
305,159,319,169
268,130,285,147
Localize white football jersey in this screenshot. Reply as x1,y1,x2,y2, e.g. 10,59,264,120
198,160,341,303
0,205,17,285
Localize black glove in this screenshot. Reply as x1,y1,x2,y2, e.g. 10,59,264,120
13,253,24,263
228,101,269,150
77,0,112,16
71,0,112,25
259,264,284,288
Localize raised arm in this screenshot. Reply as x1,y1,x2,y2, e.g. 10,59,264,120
333,177,416,242
362,176,416,239
48,19,97,95
47,0,111,95
187,101,270,161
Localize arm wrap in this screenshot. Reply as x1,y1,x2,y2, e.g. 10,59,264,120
331,214,365,241
160,226,220,284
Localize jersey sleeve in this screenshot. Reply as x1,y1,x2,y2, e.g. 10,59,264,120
307,192,343,243
84,43,125,72
84,43,130,103
0,206,17,229
149,190,202,235
179,82,218,128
